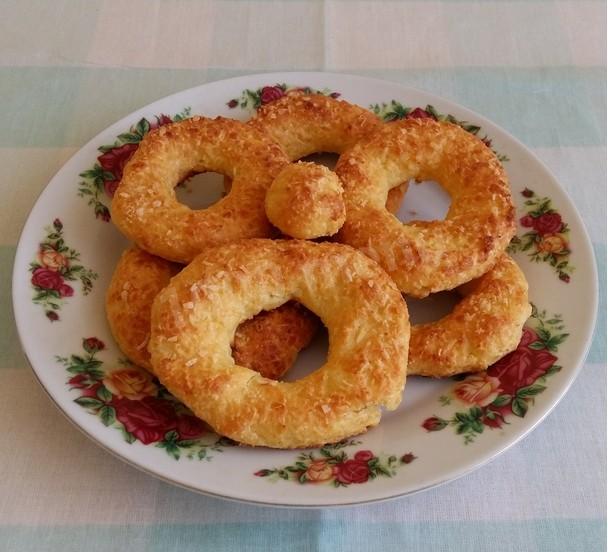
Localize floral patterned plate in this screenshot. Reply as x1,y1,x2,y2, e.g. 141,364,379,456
12,73,597,507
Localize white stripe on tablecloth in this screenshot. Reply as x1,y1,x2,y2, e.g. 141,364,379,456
324,1,604,70
87,0,324,70
0,1,603,70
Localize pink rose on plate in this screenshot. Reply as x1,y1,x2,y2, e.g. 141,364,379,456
453,373,502,407
537,234,568,254
103,368,158,401
304,460,335,483
38,248,69,271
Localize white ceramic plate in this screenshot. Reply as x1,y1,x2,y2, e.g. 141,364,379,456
12,72,597,507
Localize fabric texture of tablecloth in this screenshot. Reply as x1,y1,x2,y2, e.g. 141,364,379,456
0,1,605,550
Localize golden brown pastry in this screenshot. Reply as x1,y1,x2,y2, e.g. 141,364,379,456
408,254,531,377
111,116,289,263
105,246,318,379
249,92,407,214
149,239,410,449
336,118,516,298
265,162,346,239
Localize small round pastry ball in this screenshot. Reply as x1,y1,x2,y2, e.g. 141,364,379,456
265,162,346,239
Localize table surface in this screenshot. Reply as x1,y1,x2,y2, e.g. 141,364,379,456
1,1,605,551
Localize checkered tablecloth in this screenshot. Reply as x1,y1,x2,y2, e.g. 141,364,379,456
0,1,605,550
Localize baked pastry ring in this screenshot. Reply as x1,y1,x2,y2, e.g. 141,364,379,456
336,118,516,298
111,116,289,263
265,162,346,239
408,254,531,377
105,246,318,380
149,239,410,449
250,93,407,214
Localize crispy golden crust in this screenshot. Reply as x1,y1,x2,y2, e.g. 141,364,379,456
265,162,346,239
248,93,407,215
250,93,383,160
105,246,318,379
106,247,180,370
111,116,289,263
408,254,531,377
385,181,408,215
232,301,319,381
336,118,516,298
149,239,410,449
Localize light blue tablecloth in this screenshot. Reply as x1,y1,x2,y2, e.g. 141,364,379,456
0,1,605,550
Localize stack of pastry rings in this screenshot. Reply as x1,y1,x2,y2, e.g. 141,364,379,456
106,93,530,449
251,93,409,237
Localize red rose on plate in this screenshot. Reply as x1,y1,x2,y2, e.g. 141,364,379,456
68,374,101,398
520,215,534,228
482,411,505,429
260,86,284,105
31,267,64,291
335,459,370,484
407,107,433,119
532,212,563,235
97,143,138,196
353,450,374,462
94,203,111,222
104,180,120,197
58,283,74,297
113,396,177,445
176,414,207,440
152,114,173,129
487,347,557,395
401,453,416,464
422,416,448,431
519,327,539,348
83,337,105,353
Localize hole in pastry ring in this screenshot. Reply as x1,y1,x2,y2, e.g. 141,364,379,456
250,92,383,160
105,246,318,380
408,254,531,377
336,118,516,298
111,116,289,263
149,239,410,449
249,93,407,213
